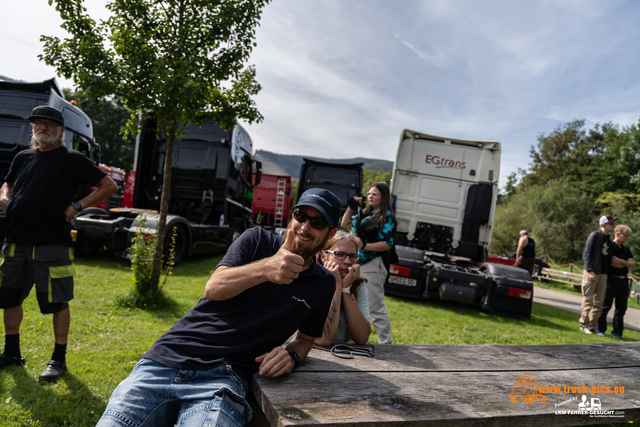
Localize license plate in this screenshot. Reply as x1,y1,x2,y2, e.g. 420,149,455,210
388,275,417,287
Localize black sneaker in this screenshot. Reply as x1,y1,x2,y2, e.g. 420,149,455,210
0,353,26,368
38,360,67,384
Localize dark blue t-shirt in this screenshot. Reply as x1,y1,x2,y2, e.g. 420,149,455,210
142,227,335,379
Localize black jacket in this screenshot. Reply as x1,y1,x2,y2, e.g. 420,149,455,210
582,229,611,275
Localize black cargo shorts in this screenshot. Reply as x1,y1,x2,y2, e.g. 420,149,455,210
0,243,74,313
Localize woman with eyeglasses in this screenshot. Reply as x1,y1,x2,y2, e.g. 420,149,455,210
315,229,371,346
341,182,397,345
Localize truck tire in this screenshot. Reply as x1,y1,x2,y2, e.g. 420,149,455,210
165,224,187,266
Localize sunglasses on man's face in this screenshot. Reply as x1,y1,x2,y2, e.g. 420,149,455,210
292,210,330,229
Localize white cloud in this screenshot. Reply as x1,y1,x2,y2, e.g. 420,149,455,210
4,0,639,187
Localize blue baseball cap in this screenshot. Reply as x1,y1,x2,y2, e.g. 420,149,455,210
292,188,341,226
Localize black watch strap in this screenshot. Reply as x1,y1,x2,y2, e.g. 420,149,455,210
288,351,301,369
73,202,83,212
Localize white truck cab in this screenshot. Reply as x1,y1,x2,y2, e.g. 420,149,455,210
386,129,532,319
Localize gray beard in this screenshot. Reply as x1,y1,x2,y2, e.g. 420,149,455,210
35,134,57,147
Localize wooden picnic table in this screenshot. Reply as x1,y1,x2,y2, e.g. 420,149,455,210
250,342,640,426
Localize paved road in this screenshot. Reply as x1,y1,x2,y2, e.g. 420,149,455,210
534,285,640,332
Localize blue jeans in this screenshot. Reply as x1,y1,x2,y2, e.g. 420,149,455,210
96,359,252,427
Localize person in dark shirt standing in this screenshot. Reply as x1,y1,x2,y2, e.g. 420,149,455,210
514,230,536,276
0,106,117,383
597,225,635,338
579,215,616,334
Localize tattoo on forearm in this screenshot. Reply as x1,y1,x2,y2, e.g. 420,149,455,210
324,302,338,338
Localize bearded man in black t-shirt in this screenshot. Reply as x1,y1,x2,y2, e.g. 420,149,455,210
0,106,117,383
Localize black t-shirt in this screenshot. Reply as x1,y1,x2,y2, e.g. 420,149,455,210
522,237,536,258
4,146,106,246
142,227,335,379
610,242,633,278
600,234,612,275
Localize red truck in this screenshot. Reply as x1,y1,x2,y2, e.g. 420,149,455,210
251,173,291,229
95,164,127,210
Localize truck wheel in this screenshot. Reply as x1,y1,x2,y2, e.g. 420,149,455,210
165,224,187,266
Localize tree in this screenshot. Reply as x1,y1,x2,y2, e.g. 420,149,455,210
525,120,594,190
497,171,518,205
489,189,534,255
529,180,595,263
63,89,135,172
42,0,268,296
363,169,392,195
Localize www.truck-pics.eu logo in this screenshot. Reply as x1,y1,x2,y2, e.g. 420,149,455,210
509,371,626,405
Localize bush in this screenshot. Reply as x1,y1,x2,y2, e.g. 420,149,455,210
118,215,177,309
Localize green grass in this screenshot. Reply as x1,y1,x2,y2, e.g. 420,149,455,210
0,253,639,426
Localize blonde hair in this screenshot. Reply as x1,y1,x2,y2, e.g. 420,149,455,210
319,228,367,291
323,228,358,251
615,225,632,235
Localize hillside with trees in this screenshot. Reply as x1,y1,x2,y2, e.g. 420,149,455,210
255,150,393,178
490,117,640,266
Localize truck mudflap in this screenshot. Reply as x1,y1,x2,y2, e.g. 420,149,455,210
481,263,533,320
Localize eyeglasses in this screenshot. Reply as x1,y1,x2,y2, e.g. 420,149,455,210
324,250,360,262
292,210,330,229
367,192,380,197
32,120,61,129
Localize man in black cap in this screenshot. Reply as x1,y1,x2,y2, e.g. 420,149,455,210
579,214,617,334
97,188,340,427
0,105,117,382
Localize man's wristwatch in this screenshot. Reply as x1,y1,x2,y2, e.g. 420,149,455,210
73,202,83,212
342,285,352,294
288,351,301,369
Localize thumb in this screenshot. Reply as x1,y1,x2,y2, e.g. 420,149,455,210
282,228,294,251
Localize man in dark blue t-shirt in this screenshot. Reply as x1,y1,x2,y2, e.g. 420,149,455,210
97,188,341,427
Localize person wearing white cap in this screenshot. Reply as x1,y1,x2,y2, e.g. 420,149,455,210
514,230,536,276
579,215,617,334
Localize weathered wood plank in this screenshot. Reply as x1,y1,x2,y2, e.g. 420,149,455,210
296,342,640,373
254,368,640,426
252,343,640,426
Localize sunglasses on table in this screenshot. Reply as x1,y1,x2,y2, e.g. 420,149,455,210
292,210,330,229
324,250,360,262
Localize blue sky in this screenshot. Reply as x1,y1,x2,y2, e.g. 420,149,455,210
3,0,640,188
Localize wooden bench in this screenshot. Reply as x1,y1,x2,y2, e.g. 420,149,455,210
537,267,640,291
538,267,584,288
250,342,640,426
